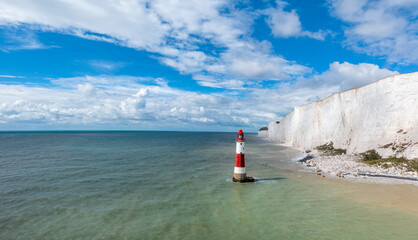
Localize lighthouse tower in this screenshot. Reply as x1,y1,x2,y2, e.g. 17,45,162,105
233,130,254,182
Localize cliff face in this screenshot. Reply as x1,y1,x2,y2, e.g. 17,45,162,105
259,72,418,159
258,130,268,138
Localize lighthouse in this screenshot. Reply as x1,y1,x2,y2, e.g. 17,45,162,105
233,130,254,182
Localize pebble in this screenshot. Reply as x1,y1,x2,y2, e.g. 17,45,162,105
302,154,418,181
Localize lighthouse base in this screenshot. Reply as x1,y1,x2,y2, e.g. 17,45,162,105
232,176,255,183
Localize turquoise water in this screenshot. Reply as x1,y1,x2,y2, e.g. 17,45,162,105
1,132,418,240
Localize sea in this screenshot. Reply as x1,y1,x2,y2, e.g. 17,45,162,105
1,131,418,240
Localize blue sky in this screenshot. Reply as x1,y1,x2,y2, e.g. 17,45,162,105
0,0,416,131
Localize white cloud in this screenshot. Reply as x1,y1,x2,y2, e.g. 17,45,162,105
190,117,215,123
0,64,399,130
150,0,245,46
0,75,261,130
0,29,52,51
0,1,406,130
296,61,399,91
50,75,154,90
0,0,169,49
266,0,328,40
328,0,418,64
186,40,312,85
0,0,313,85
193,74,246,90
77,83,96,96
161,50,212,74
134,88,149,97
224,45,311,80
187,41,312,88
0,75,25,78
87,60,128,71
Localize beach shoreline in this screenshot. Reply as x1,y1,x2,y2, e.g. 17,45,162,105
296,149,418,185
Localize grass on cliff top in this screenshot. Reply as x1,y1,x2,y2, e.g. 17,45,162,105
315,142,347,156
360,149,418,172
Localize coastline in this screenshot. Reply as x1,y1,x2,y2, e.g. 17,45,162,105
297,149,418,185
258,72,418,160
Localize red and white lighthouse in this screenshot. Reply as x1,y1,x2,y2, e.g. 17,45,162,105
233,130,254,182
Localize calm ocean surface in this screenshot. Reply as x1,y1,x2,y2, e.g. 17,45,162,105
1,132,418,240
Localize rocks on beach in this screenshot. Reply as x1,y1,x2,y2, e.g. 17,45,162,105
299,150,418,183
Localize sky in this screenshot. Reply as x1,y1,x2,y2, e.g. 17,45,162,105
0,0,417,132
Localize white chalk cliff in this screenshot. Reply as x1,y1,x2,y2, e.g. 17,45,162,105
259,72,418,159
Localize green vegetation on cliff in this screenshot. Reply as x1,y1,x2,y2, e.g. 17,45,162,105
315,142,347,156
360,149,418,172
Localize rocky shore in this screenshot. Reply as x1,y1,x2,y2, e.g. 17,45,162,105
299,150,418,184
258,72,418,185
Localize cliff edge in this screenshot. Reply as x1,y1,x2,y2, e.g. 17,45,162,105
259,72,418,159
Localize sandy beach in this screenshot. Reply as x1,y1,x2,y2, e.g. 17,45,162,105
298,149,418,185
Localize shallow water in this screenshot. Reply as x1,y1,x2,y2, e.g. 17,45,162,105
1,132,417,240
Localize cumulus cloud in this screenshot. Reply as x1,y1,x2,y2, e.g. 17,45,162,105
0,73,287,129
296,61,399,92
0,1,406,130
150,0,245,46
266,0,328,40
224,45,311,80
0,63,399,130
0,75,260,130
161,50,213,74
0,0,168,48
0,0,312,85
328,0,418,64
77,83,96,96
